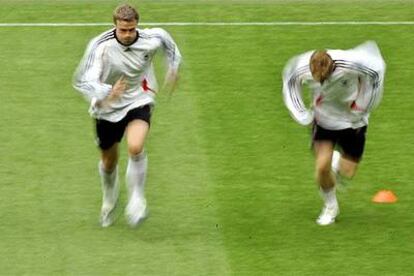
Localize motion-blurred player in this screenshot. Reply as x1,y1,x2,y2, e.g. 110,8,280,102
282,41,386,225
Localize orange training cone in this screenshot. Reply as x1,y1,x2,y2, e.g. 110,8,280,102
372,190,398,203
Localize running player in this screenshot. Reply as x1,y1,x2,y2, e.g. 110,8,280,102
73,4,182,227
282,41,386,225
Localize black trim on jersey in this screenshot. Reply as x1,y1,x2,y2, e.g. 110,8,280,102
140,33,175,51
334,60,381,111
76,29,115,97
287,65,309,113
334,60,379,80
139,32,177,65
84,30,115,72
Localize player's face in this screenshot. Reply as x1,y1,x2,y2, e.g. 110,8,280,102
115,20,138,46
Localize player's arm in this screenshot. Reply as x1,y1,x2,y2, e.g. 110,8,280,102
282,54,314,126
156,28,182,94
73,40,128,110
353,56,386,114
73,41,112,103
342,41,386,114
351,71,384,115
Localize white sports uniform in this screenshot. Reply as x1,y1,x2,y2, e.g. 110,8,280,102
73,27,182,122
282,41,386,130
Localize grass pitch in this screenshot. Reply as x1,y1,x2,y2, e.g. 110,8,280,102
0,0,413,275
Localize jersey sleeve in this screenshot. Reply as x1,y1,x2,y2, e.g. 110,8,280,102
72,38,112,103
153,28,182,71
333,41,386,114
282,52,314,126
353,42,386,113
353,68,384,114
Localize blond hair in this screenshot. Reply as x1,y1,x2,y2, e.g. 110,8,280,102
309,50,335,83
113,4,139,23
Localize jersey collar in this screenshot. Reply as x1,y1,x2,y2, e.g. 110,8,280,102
114,29,139,48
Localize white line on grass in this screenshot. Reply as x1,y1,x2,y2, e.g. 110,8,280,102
0,21,414,27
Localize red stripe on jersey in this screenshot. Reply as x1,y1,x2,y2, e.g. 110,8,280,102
351,101,364,111
141,79,156,93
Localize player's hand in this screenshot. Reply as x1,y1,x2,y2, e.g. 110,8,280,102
299,110,314,126
109,75,128,100
96,76,128,108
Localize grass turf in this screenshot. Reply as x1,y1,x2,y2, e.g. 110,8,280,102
0,0,413,275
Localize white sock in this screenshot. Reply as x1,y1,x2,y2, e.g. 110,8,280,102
98,161,118,207
320,187,338,208
126,151,148,202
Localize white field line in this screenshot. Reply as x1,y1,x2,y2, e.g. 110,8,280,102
0,21,414,27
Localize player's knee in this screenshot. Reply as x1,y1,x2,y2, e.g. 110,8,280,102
101,153,118,171
315,164,331,179
128,144,144,157
341,166,356,179
101,157,117,171
340,156,359,178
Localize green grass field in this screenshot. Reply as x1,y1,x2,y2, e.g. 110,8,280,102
1,0,414,275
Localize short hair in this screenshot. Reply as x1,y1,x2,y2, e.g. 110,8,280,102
113,4,139,24
309,50,335,83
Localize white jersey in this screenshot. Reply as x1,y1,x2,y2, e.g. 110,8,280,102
73,27,181,122
282,41,385,130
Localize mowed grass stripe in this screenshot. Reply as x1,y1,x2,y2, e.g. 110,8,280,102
143,29,232,273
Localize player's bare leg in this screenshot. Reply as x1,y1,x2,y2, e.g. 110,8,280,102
338,153,359,178
125,119,149,227
314,142,339,225
332,151,359,190
99,143,120,227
